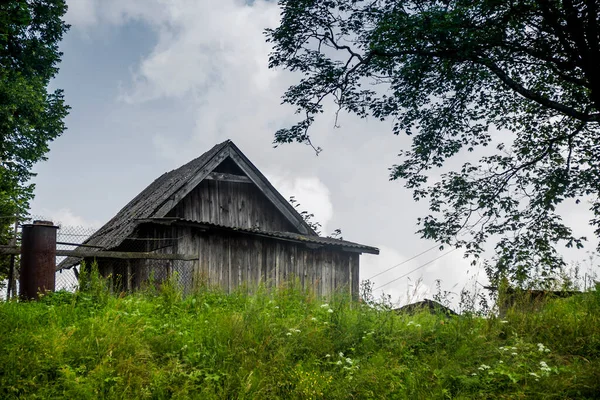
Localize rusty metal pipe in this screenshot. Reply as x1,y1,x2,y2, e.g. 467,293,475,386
19,221,59,300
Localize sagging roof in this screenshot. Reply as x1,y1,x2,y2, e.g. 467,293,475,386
59,140,378,269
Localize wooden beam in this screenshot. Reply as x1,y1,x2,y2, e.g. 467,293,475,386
0,246,197,261
205,172,251,184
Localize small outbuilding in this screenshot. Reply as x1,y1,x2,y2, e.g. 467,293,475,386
60,140,378,297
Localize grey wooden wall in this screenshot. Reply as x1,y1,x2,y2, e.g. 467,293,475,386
175,226,360,298
169,179,297,232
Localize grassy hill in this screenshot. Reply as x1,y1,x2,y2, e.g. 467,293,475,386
1,271,599,399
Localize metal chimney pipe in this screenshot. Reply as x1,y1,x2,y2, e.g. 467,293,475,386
19,220,59,300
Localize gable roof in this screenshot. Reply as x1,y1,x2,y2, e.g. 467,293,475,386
59,140,347,268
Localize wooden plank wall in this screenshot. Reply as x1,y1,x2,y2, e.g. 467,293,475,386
175,227,358,298
170,180,297,232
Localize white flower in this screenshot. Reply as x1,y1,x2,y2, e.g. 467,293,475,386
539,361,551,373
321,304,329,308
346,358,353,364
511,352,518,356
274,306,279,309
339,352,344,358
501,320,509,324
311,317,317,321
471,372,477,376
538,343,551,353
498,360,503,364
529,372,539,378
286,332,292,336
325,354,331,358
478,364,491,370
336,360,343,365
328,309,334,313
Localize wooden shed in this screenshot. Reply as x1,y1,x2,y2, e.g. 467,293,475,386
60,140,378,297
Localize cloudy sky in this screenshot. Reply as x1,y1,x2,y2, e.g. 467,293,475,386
28,0,597,307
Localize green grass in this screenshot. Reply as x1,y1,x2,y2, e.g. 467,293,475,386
1,274,599,399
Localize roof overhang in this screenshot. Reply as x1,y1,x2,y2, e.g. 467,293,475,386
137,218,380,255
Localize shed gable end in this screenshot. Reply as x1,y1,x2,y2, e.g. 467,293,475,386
168,166,297,232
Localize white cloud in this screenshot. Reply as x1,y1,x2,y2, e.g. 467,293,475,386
35,208,102,229
66,0,98,28
266,174,334,235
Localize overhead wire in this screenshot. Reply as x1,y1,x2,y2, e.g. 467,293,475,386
366,243,440,280
373,248,458,291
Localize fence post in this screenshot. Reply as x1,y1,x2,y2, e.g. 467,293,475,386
6,216,18,299
19,220,59,300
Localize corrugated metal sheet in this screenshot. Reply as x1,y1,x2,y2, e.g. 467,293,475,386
142,218,379,254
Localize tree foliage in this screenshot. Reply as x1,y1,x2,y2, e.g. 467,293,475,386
0,0,69,279
266,0,600,284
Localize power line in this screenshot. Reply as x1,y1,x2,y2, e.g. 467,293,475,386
374,248,458,291
366,244,440,280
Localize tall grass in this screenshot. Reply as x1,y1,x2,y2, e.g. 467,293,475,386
1,267,599,399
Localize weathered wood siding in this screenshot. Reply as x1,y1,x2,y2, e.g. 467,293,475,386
169,179,297,232
175,226,360,298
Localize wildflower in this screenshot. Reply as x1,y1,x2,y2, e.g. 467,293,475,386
498,360,503,364
529,372,539,378
501,320,509,324
478,364,491,370
336,360,343,365
537,343,551,353
274,306,279,309
511,347,517,350
325,354,331,358
346,358,353,365
311,317,318,321
286,332,292,336
511,352,518,356
339,352,344,358
539,361,551,373
328,309,334,313
320,304,329,308
471,372,477,376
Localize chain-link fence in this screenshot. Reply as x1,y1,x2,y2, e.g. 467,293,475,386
1,215,196,300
